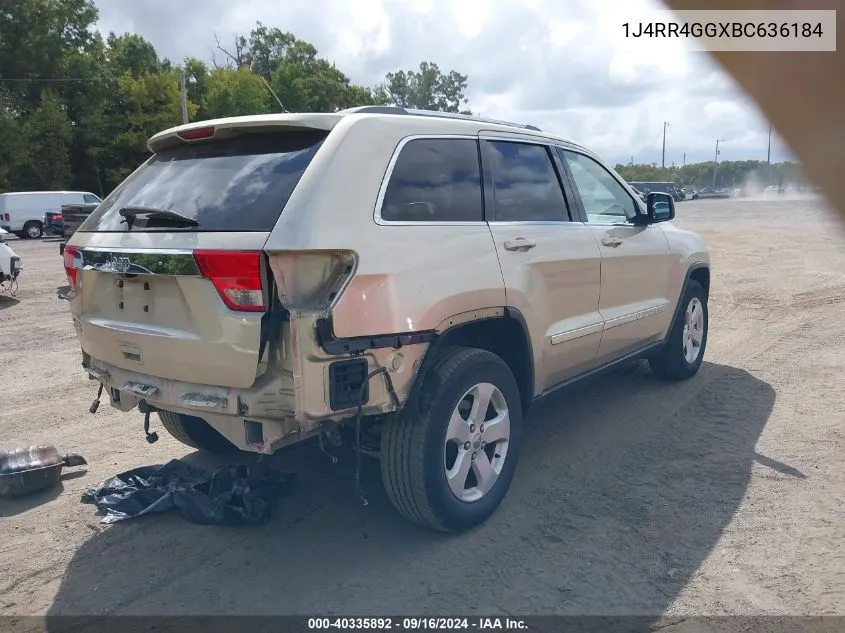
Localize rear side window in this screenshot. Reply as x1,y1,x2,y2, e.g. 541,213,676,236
83,194,100,204
380,138,483,222
80,130,328,232
485,140,570,222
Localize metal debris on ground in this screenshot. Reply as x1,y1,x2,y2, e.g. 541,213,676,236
0,446,87,497
81,459,295,525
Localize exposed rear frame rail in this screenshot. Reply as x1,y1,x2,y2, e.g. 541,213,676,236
314,317,436,356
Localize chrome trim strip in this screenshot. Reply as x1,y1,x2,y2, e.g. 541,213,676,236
477,132,557,144
77,248,201,276
82,247,195,255
488,220,586,227
550,322,604,345
373,134,487,227
603,304,666,331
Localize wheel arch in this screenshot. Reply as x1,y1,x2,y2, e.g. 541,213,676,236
689,264,710,296
408,308,534,416
665,262,710,341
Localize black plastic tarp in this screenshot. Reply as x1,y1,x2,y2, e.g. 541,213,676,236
81,459,294,525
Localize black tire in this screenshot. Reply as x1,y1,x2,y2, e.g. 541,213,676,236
157,410,237,454
649,279,708,380
380,346,523,533
22,221,43,239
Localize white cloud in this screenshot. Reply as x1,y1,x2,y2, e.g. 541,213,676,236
92,0,789,166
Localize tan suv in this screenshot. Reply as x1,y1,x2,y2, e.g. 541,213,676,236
61,106,709,532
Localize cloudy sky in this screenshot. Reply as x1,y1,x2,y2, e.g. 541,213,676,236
92,0,789,166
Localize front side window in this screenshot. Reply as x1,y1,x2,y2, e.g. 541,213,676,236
486,141,569,222
83,194,101,204
380,138,483,222
559,149,637,224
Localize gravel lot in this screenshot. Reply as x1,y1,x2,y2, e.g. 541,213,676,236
1,197,843,619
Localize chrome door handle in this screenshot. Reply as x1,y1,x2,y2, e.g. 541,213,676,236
503,238,536,252
601,236,622,247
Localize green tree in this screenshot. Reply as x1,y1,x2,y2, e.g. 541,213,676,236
0,0,100,112
105,33,161,78
204,68,270,119
374,62,470,113
0,89,28,191
616,159,806,191
0,7,479,196
102,71,197,185
216,23,379,112
23,91,73,189
182,57,210,119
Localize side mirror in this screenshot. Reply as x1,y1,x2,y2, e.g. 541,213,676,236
645,192,675,223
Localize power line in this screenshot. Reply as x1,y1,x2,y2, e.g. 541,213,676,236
0,77,107,83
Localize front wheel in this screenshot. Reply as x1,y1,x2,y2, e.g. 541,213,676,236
649,279,708,380
380,347,523,533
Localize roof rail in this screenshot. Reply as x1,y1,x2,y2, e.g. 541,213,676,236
338,105,542,133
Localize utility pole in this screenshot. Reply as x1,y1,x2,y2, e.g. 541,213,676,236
683,152,686,167
767,125,772,164
712,138,724,188
661,121,669,177
180,70,188,125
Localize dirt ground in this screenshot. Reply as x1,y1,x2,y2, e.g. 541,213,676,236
0,197,843,619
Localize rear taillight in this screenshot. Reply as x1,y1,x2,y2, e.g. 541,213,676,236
194,250,265,312
63,245,80,287
2,213,9,222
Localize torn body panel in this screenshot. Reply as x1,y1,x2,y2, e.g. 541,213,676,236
83,310,430,455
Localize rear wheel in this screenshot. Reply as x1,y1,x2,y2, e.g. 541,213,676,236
380,347,523,533
22,221,43,239
157,411,237,454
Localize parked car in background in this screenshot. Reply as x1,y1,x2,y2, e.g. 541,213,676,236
681,188,699,200
629,185,647,202
697,187,731,199
57,203,100,255
44,211,63,235
0,191,102,239
61,106,710,533
628,181,685,202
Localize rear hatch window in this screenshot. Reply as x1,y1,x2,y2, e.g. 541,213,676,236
80,129,328,233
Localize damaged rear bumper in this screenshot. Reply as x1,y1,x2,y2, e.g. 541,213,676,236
83,313,430,454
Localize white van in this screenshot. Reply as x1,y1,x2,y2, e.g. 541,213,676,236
0,191,102,239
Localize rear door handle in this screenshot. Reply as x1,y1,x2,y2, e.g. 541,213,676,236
503,238,536,252
601,236,623,247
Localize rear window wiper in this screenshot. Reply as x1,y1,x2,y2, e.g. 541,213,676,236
119,206,199,229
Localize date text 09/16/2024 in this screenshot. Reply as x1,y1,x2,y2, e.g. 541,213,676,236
622,21,824,38
307,617,528,630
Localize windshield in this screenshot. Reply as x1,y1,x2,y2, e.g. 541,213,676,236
80,129,327,233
